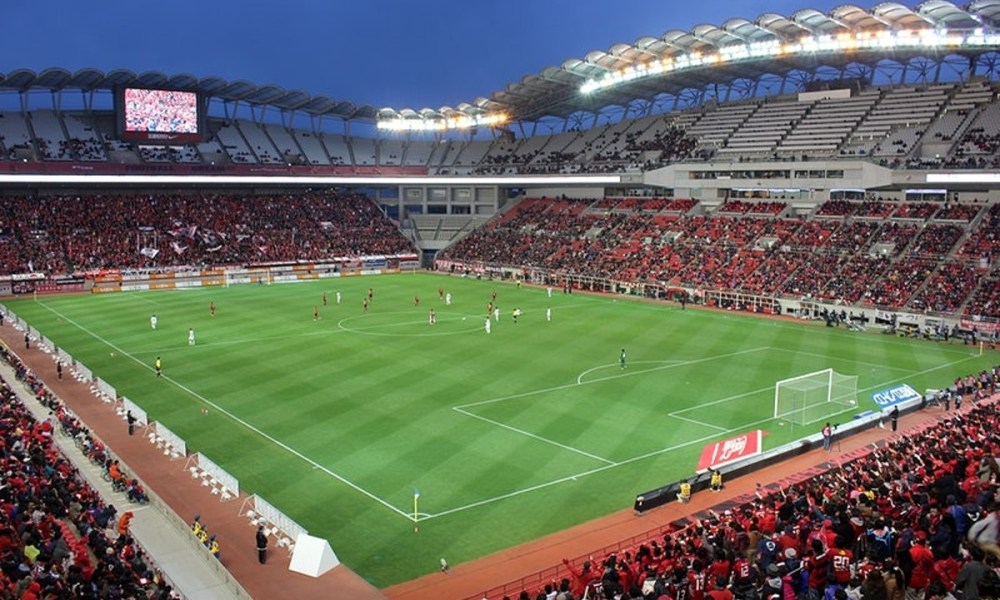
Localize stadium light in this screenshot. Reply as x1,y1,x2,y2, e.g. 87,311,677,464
377,112,508,132
580,28,1000,95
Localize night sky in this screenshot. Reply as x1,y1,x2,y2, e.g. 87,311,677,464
5,1,912,111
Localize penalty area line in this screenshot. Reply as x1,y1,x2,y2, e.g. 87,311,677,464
452,406,616,465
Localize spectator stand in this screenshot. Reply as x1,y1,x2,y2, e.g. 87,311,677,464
0,347,214,599
240,494,307,555
186,452,240,502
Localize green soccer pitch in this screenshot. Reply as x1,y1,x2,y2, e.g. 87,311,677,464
3,273,994,587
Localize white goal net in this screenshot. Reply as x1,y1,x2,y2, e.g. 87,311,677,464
774,368,858,425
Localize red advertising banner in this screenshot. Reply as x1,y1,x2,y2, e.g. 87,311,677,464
960,319,1000,334
696,430,763,471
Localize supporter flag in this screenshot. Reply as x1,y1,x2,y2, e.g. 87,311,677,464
139,247,159,259
170,241,187,255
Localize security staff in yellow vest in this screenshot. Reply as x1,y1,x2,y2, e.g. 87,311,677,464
677,480,692,503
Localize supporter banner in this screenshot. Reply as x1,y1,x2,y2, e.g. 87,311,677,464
10,272,45,281
960,319,1000,334
696,430,763,471
11,280,37,295
871,384,921,409
34,281,85,293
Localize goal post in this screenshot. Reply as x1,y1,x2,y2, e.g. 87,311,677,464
774,368,859,426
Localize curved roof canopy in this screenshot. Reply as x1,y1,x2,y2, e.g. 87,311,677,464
0,67,379,121
3,1,1000,126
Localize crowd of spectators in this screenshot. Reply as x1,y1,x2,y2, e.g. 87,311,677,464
894,203,941,221
717,201,787,216
816,200,896,219
0,191,415,276
492,365,1000,600
469,125,699,176
958,204,1000,263
441,197,1000,319
908,226,965,260
0,345,179,599
909,262,983,315
935,204,983,223
964,274,1000,320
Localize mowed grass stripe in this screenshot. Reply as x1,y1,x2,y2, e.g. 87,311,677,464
7,274,998,588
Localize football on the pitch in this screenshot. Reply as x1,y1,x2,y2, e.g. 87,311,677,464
462,317,466,321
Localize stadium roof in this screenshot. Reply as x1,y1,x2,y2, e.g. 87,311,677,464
3,1,1000,127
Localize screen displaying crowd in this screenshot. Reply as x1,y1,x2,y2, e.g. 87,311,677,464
123,88,198,134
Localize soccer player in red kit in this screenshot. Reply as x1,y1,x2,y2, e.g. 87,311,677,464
209,302,216,317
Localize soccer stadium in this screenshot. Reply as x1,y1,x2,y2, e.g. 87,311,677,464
2,2,1000,599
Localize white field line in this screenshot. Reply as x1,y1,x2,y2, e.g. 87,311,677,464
576,360,684,385
33,300,413,520
451,407,616,465
34,298,985,522
426,352,982,520
456,347,771,411
765,346,916,374
669,413,730,432
126,312,485,356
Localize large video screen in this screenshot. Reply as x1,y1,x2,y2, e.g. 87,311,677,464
118,88,205,143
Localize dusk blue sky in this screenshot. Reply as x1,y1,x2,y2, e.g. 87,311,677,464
5,0,911,110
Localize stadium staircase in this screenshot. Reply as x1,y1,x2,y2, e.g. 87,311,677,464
836,89,882,156
23,112,41,161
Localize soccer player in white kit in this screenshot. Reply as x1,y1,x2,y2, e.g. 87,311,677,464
188,328,196,346
484,317,492,334
150,314,157,330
